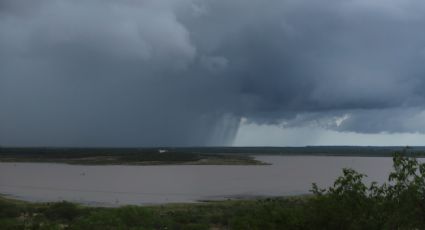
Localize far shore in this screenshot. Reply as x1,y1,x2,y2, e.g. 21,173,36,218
1,146,424,165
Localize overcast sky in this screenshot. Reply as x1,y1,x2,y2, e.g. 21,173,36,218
1,0,425,147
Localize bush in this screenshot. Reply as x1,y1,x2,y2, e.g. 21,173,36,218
44,201,80,222
308,151,425,229
0,202,22,218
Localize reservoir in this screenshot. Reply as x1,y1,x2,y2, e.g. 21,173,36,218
0,156,402,206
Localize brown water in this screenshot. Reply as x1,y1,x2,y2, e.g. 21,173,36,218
0,156,398,206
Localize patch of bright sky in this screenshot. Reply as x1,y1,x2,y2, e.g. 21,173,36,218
233,122,425,146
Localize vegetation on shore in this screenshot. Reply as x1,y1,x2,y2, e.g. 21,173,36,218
2,146,425,165
1,151,425,229
0,149,265,165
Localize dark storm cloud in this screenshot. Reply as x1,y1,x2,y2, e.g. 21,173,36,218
1,0,425,146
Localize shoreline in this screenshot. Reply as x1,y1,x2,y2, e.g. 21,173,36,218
1,153,425,166
1,146,424,166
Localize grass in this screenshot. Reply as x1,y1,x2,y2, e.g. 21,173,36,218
0,195,311,230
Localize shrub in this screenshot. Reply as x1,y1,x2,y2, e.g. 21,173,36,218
308,151,425,229
44,201,80,222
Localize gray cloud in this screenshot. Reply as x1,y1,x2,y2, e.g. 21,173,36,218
1,0,425,146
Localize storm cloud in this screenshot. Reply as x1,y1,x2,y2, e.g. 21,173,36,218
1,0,425,146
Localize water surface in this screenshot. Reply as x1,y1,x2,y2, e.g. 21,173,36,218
0,156,399,206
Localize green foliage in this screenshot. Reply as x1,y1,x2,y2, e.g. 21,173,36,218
0,201,22,218
308,151,425,230
43,201,81,221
